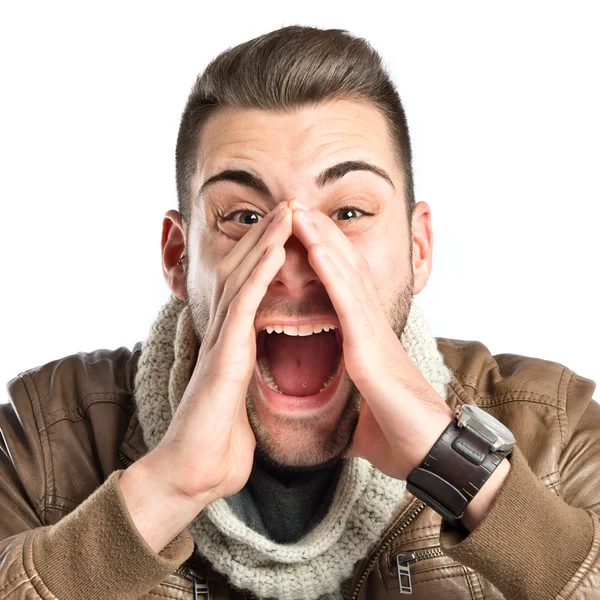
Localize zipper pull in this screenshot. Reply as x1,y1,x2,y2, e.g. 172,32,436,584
183,567,210,600
396,552,417,595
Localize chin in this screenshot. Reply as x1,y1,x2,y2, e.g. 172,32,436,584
246,372,360,468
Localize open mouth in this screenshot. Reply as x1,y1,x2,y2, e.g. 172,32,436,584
255,321,344,409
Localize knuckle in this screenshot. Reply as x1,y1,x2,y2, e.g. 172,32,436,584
349,269,364,290
228,294,249,318
357,253,370,274
215,259,230,282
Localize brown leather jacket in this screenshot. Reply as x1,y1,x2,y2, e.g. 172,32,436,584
1,338,599,600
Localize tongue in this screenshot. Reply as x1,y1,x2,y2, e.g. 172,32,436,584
264,331,339,397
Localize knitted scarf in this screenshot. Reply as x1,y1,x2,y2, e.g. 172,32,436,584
133,295,454,600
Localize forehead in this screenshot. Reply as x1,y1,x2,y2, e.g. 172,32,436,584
195,99,400,199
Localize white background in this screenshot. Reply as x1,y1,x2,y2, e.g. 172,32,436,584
1,2,598,401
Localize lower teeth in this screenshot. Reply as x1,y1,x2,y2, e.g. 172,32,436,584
258,359,337,395
258,358,282,393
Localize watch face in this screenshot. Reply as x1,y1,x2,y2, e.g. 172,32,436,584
462,404,516,447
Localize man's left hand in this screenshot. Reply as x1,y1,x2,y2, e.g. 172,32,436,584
290,203,511,532
290,203,454,480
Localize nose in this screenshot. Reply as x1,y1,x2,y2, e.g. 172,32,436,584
269,234,321,297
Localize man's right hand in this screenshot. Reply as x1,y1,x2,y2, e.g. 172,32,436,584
119,202,292,553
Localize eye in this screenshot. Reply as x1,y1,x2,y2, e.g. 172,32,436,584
223,209,263,225
331,207,368,221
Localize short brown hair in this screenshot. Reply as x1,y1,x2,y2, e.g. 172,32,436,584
176,26,415,225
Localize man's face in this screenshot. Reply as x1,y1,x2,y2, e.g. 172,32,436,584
184,99,420,468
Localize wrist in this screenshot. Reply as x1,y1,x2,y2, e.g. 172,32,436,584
406,404,514,534
119,454,210,554
460,457,511,532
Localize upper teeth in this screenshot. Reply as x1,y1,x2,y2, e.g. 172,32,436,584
262,323,337,336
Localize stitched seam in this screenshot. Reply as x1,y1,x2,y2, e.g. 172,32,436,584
399,524,441,535
0,577,33,600
148,592,189,599
396,533,440,546
462,565,477,600
560,511,600,600
21,374,53,525
41,393,131,429
43,392,130,418
461,385,559,406
23,529,59,600
0,571,27,595
541,470,560,480
43,503,71,512
472,397,557,409
47,493,79,504
556,367,570,450
411,562,463,576
413,571,467,585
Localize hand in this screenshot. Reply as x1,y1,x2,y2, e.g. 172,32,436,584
154,202,293,504
120,203,292,552
290,204,454,481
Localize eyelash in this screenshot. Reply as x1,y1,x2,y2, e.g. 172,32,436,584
331,206,372,221
220,205,373,224
220,206,264,225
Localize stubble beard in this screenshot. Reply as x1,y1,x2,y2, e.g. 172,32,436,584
187,270,415,471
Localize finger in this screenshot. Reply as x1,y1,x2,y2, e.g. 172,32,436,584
306,242,376,354
211,202,288,311
212,243,287,390
292,208,384,311
293,208,384,332
207,208,292,348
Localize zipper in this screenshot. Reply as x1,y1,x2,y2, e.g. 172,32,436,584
175,565,211,600
395,547,444,595
117,449,134,468
348,501,426,600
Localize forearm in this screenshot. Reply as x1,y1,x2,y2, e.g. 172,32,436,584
439,445,596,600
0,471,194,600
119,452,211,554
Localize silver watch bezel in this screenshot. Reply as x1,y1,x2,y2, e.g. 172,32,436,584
455,404,516,453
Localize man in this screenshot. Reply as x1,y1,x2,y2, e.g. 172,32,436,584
1,25,598,600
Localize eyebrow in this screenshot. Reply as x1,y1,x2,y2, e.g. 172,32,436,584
198,160,395,199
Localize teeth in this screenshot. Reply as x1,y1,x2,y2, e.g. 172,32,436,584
258,358,282,393
262,323,337,336
258,358,339,395
319,370,337,393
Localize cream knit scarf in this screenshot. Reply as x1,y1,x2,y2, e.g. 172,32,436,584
133,295,454,600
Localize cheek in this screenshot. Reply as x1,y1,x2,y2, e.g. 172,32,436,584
188,230,240,302
353,224,407,291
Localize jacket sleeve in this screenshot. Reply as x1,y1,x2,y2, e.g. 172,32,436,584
0,375,195,600
438,372,600,600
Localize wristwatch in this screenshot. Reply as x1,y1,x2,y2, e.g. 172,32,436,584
406,403,516,535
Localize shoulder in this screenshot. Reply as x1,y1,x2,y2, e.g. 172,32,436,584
6,343,143,428
436,337,597,444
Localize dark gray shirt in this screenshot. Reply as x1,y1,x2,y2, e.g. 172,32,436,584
226,456,343,544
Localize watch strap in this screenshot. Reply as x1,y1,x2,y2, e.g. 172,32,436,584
406,411,512,532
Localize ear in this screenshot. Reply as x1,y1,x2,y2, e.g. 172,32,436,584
411,201,433,296
161,209,188,301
